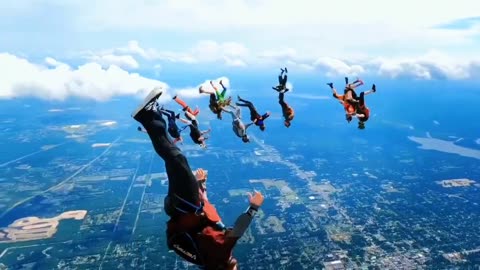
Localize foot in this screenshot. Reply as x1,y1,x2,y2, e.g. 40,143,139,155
372,84,376,92
345,77,349,84
199,86,204,93
327,83,333,89
285,67,288,73
237,95,241,101
175,113,180,119
355,79,364,86
219,80,223,85
131,87,163,119
280,68,285,73
172,95,177,100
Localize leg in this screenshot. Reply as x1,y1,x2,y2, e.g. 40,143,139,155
173,96,199,116
185,110,197,122
219,80,227,99
281,75,288,86
358,92,365,107
173,96,188,109
209,93,217,105
363,84,376,96
220,88,227,100
136,110,199,206
225,109,236,121
234,106,241,119
165,109,177,120
160,110,175,121
201,87,216,95
178,117,192,125
237,96,252,105
278,92,286,106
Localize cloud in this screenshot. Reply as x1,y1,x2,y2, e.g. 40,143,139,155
104,40,476,81
173,77,232,99
373,50,479,80
0,53,167,101
109,40,248,67
87,53,139,70
314,57,366,77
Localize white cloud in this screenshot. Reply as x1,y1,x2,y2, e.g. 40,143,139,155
0,53,167,101
174,77,232,99
373,51,479,80
87,53,139,70
314,57,366,77
108,40,248,67
44,57,66,68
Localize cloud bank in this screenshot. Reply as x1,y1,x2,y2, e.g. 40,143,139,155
0,53,166,101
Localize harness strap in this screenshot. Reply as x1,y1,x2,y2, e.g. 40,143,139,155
174,194,204,216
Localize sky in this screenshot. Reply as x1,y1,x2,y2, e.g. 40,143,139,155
0,0,479,101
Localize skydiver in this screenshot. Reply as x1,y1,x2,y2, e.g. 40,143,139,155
273,90,294,128
272,67,289,92
178,110,211,149
327,82,356,122
199,82,232,120
159,107,186,144
353,84,376,130
131,87,264,270
210,80,229,104
222,104,253,143
235,96,270,131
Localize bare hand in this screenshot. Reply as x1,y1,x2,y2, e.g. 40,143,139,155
195,168,207,181
247,190,264,208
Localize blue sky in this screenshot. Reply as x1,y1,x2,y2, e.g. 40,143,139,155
0,0,479,101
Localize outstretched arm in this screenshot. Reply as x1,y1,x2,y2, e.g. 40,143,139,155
227,191,264,238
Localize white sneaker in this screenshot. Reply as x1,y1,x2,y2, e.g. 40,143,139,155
131,87,163,118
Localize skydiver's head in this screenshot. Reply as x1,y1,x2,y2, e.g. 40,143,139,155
358,121,366,129
284,120,291,128
241,135,250,143
260,125,266,131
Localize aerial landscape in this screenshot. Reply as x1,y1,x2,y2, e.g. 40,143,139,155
1,1,480,269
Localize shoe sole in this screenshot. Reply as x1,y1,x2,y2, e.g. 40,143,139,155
131,88,163,118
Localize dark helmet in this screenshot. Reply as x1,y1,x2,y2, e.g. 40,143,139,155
260,125,266,131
